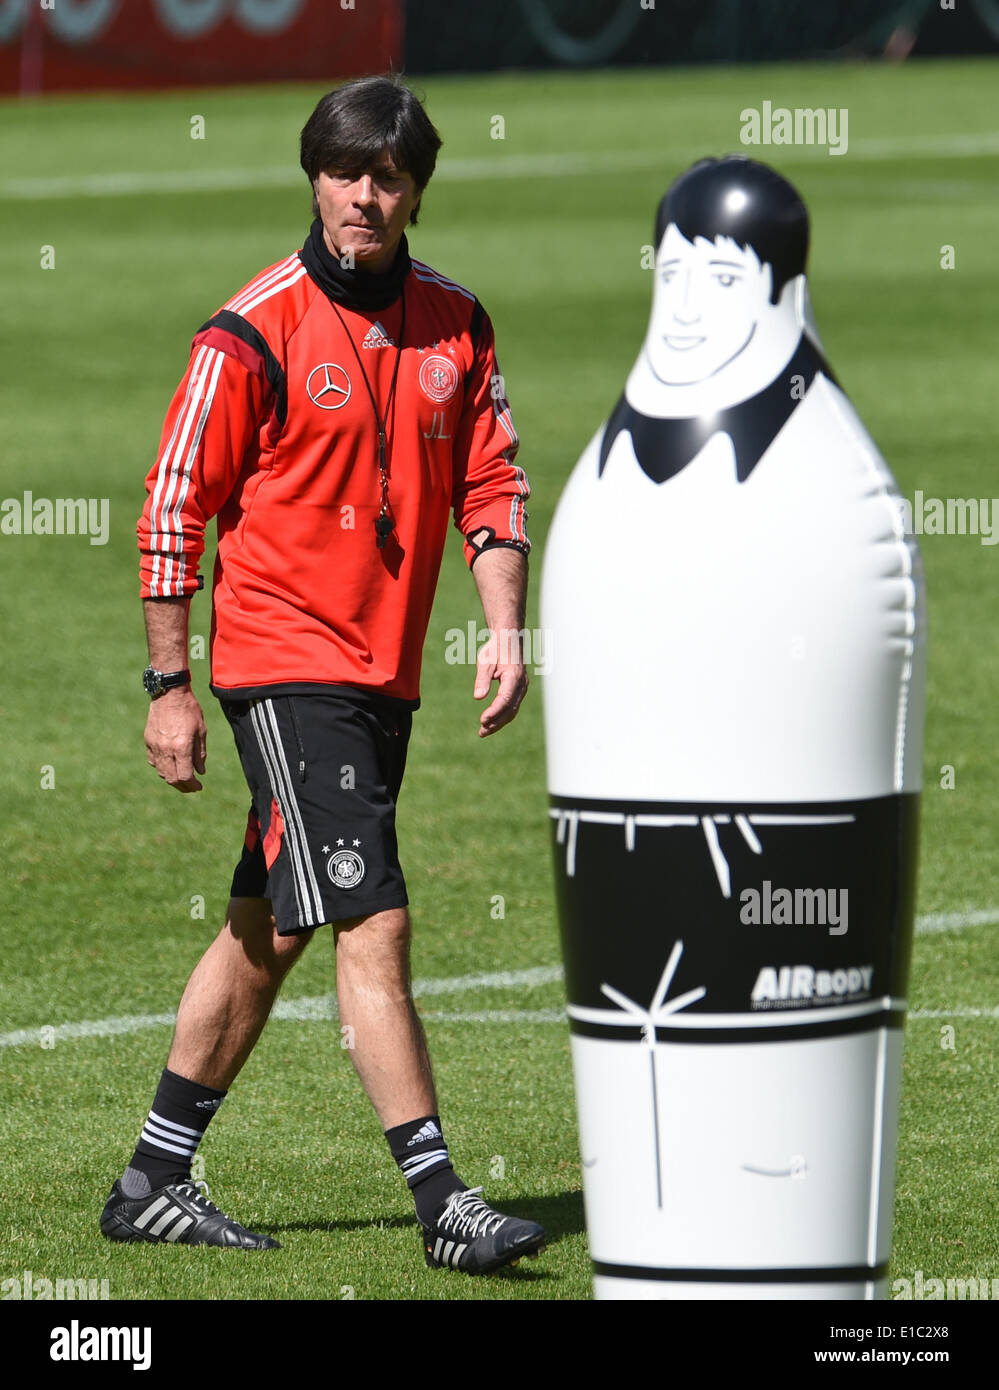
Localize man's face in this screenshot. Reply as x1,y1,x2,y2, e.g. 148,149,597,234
314,153,419,273
646,225,776,385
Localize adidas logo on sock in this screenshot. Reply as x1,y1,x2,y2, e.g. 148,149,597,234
407,1120,442,1147
363,321,394,349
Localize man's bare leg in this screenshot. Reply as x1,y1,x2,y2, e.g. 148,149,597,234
166,897,314,1091
333,905,546,1270
333,906,436,1128
102,898,310,1246
167,901,432,1123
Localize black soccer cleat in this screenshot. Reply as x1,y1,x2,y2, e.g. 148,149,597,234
421,1186,545,1275
100,1179,279,1250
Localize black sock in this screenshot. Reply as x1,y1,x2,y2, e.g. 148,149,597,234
120,1068,226,1197
385,1114,466,1225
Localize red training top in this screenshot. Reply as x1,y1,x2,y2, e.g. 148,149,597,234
137,236,530,705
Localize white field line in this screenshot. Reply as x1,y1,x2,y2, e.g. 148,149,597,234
0,965,563,1048
909,1007,999,1020
914,908,999,933
0,911,993,1048
3,132,999,201
822,178,984,201
423,1009,566,1024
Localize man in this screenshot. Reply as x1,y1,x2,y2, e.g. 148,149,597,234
101,75,544,1277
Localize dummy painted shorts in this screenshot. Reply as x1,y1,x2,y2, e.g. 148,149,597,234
218,692,412,934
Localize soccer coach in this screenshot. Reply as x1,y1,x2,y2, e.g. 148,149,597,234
103,75,545,1276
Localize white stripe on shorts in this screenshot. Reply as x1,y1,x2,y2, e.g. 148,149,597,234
249,699,325,928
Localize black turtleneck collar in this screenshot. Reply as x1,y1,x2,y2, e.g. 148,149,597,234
299,218,411,313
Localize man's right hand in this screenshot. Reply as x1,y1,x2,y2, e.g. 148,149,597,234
144,688,207,792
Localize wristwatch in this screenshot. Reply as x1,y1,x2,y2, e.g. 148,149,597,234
142,665,192,698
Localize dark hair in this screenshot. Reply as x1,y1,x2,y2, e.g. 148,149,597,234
655,156,809,304
300,74,442,224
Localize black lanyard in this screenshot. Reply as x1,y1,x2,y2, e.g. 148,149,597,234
330,290,406,549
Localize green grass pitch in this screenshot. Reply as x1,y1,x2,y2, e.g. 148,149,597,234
0,59,997,1303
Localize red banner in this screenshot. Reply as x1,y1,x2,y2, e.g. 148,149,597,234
0,0,404,94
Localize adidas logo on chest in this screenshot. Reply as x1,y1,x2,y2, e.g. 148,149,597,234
362,321,395,349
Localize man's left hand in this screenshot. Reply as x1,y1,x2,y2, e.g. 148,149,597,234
474,633,528,737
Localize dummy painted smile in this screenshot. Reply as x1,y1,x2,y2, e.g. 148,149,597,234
663,334,706,350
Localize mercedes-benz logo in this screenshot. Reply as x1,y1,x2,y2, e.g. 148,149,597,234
306,363,351,410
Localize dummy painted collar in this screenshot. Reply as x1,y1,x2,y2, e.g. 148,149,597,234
598,334,837,485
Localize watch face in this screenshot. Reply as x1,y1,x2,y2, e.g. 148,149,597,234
142,667,162,697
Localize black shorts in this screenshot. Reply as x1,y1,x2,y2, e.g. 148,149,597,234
219,692,412,934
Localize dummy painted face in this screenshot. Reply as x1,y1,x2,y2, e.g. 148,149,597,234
646,224,779,386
